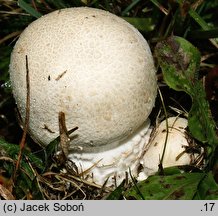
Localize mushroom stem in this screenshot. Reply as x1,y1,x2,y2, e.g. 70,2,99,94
140,117,202,179
69,119,152,186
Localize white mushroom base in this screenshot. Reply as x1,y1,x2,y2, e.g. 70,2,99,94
140,117,201,179
68,120,152,187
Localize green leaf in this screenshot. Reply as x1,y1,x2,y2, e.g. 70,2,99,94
106,181,125,200
0,138,44,171
122,17,155,32
43,135,59,169
0,138,44,199
155,36,200,94
187,82,217,145
158,166,183,175
155,36,218,166
124,172,206,200
194,172,218,200
18,0,42,18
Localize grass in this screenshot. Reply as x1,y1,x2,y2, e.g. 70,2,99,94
0,0,218,200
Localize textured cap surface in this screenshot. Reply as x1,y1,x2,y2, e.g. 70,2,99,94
69,120,152,186
141,117,195,176
10,7,157,152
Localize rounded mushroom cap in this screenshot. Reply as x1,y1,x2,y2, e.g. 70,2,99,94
141,117,198,176
9,7,156,152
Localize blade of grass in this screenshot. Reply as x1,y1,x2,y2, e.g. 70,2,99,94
129,168,145,200
189,9,218,50
176,0,218,48
157,87,169,174
13,55,30,181
122,17,155,32
18,0,42,18
188,9,210,30
189,28,218,39
121,0,142,16
149,0,169,15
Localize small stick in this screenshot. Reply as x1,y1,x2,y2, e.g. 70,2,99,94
13,55,30,181
59,111,70,158
58,112,78,159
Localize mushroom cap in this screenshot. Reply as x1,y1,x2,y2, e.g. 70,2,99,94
9,7,157,152
141,117,196,176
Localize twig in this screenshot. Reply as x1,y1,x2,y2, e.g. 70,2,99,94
157,87,169,175
0,31,21,45
0,185,15,200
59,112,71,158
13,55,30,181
58,111,78,158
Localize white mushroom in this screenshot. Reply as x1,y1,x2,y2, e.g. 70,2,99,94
9,7,157,186
140,117,200,178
